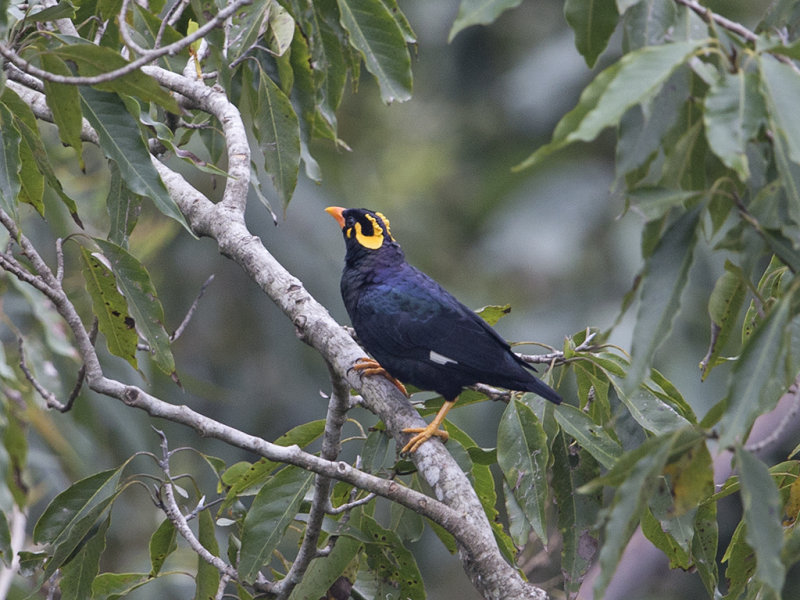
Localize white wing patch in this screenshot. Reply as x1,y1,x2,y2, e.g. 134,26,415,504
429,350,458,365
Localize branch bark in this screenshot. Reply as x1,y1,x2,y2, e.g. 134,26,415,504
3,68,550,599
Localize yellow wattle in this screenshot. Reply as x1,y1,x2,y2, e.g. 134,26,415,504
354,222,383,249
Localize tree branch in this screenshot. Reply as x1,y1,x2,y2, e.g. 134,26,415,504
3,63,550,599
153,428,239,582
0,0,252,86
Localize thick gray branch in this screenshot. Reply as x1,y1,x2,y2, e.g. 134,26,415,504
6,65,548,599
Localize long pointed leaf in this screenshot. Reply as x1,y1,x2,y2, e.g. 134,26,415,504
565,0,618,68
735,446,785,594
715,292,792,448
337,0,412,103
255,67,300,208
59,515,109,600
0,102,21,219
626,207,701,393
449,0,523,42
80,246,139,369
93,239,175,376
517,40,705,169
238,466,313,582
79,87,188,231
497,399,550,543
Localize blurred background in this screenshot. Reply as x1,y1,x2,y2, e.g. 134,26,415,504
14,1,796,599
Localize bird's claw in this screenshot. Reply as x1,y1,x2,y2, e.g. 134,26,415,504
401,424,449,454
350,357,409,397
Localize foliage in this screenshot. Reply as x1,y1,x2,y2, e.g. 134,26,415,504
0,1,800,599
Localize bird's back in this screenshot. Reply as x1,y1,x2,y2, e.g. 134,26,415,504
343,260,561,403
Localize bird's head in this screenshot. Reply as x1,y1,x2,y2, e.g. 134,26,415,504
325,207,400,264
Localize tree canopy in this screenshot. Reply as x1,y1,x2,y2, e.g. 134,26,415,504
1,1,800,599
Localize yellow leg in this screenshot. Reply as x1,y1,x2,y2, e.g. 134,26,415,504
401,399,456,454
350,358,408,397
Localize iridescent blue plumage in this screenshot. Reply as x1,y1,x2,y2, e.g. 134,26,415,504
327,206,560,451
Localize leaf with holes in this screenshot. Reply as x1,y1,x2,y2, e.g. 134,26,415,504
93,239,175,376
80,246,138,370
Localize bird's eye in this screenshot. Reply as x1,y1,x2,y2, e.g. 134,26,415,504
345,216,355,227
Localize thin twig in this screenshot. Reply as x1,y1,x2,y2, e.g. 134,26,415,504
0,0,252,86
672,0,757,43
325,492,376,515
58,318,99,413
153,428,239,582
746,380,800,453
18,337,63,409
171,274,215,342
671,0,798,70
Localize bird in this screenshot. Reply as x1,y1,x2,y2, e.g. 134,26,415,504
326,206,561,453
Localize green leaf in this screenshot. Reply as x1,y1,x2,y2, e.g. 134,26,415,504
288,30,327,182
194,506,220,600
313,2,349,133
443,420,516,561
288,535,361,600
220,420,325,508
79,87,188,231
337,0,412,104
626,207,700,393
60,515,109,600
80,246,139,370
45,492,119,580
255,67,301,208
553,403,622,469
627,188,701,222
713,291,793,448
106,162,142,249
497,399,549,543
704,70,764,181
359,512,425,598
148,519,176,577
551,431,600,596
592,431,677,598
93,239,175,376
621,0,678,50
516,40,705,170
40,53,84,162
759,55,800,166
448,0,523,42
91,572,153,599
475,304,511,326
238,466,314,582
735,446,786,594
28,0,76,21
52,44,179,113
0,102,21,219
0,511,11,567
701,263,747,380
226,1,271,63
34,467,123,545
565,0,619,68
268,4,295,56
640,506,691,569
132,4,186,72
0,87,82,225
691,501,719,596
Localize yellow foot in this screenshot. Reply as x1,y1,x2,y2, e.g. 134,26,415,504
401,424,449,454
350,357,408,397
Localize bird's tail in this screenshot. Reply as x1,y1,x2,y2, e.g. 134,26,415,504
525,376,562,404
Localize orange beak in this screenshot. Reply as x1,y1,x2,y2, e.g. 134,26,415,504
325,206,346,229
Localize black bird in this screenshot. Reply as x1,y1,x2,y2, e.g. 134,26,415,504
326,207,561,453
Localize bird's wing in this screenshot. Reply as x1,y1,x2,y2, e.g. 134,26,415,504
354,268,516,372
